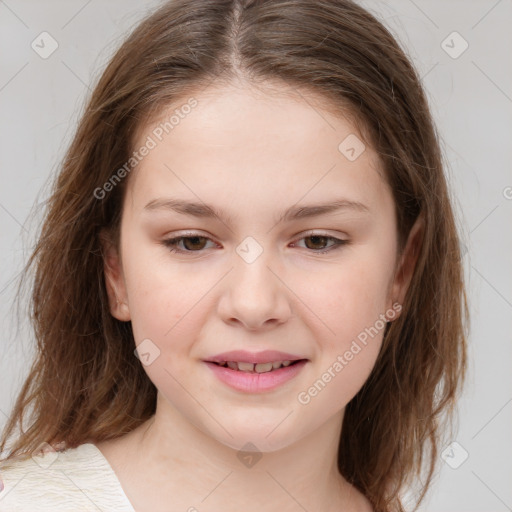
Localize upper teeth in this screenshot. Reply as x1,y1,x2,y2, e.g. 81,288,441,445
218,361,293,373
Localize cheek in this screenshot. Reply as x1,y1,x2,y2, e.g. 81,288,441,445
119,237,190,342
123,257,208,402
294,268,390,417
299,250,393,339
292,249,393,398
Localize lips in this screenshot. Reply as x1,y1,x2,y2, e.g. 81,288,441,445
203,350,309,392
205,350,306,365
204,359,308,393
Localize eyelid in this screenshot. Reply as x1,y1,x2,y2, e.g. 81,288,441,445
297,229,349,240
161,230,218,251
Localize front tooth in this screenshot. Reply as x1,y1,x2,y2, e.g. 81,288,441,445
255,362,273,373
227,361,238,370
281,360,291,367
237,362,255,372
272,361,282,369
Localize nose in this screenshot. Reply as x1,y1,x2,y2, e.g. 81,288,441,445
217,246,293,331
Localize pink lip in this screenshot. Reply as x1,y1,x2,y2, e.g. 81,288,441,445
204,350,306,364
204,360,308,393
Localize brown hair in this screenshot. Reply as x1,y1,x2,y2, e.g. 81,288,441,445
0,1,468,510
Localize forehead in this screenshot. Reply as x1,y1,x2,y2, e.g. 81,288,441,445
125,80,390,219
140,80,366,153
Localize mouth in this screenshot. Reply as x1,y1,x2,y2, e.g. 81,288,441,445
209,359,307,373
203,352,309,393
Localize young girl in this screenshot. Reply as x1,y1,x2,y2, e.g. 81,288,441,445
0,1,468,511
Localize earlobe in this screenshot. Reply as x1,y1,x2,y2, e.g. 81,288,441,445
100,229,131,322
389,215,424,315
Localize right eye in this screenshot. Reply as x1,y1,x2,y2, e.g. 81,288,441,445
161,234,217,254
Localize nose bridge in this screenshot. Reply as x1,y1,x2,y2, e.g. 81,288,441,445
219,235,291,328
233,234,277,295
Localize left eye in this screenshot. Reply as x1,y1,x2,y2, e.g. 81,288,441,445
162,233,348,255
291,234,348,253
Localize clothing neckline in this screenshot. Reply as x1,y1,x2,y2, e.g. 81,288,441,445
79,442,137,512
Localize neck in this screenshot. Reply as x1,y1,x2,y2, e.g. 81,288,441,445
118,392,358,511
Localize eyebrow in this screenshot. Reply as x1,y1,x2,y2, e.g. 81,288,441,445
143,197,370,224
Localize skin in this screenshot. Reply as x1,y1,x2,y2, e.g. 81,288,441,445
98,78,423,512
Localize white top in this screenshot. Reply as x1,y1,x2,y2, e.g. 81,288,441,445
0,442,135,511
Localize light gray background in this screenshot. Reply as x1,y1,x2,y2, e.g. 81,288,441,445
1,1,511,511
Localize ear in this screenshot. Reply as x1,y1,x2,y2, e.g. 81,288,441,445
388,215,424,319
99,229,131,322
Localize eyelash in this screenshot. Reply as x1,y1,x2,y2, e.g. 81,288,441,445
161,232,349,255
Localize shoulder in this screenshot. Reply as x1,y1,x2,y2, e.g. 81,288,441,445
0,443,133,511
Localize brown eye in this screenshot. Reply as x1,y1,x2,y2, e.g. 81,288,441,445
293,234,348,254
181,236,209,251
303,235,331,251
162,235,214,254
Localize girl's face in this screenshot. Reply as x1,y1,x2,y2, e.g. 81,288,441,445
104,80,419,452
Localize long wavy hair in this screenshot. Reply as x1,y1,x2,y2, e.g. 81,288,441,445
0,1,468,510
